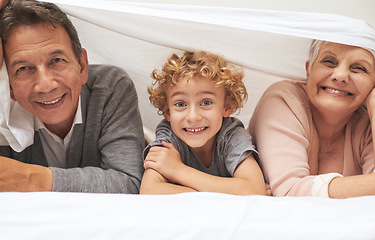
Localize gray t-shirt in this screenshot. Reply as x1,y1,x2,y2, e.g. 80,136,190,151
144,117,257,177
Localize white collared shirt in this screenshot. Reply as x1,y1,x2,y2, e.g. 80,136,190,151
34,97,83,168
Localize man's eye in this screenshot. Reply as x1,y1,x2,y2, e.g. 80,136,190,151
201,100,212,106
15,66,31,74
51,58,65,64
175,102,186,108
17,66,28,72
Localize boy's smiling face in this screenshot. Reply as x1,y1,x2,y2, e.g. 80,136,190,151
164,75,232,152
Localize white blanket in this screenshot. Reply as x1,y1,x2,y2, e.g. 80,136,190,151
1,192,375,240
1,0,375,148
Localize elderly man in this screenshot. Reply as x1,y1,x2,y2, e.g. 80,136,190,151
0,0,144,193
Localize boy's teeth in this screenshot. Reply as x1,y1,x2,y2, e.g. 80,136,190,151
186,127,206,133
41,96,62,105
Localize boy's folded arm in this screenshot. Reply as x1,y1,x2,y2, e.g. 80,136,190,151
231,155,267,195
172,155,266,196
139,168,197,195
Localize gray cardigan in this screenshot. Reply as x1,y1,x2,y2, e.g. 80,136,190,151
0,65,145,193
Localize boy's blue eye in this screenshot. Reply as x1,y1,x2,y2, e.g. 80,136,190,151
201,100,212,106
175,102,186,108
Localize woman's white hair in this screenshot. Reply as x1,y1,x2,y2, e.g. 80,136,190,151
308,39,375,71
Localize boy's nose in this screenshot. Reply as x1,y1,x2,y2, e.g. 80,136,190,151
186,106,202,122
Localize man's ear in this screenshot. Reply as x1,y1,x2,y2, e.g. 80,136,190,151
79,48,89,85
10,85,16,102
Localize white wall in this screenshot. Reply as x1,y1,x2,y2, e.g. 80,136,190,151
105,0,375,27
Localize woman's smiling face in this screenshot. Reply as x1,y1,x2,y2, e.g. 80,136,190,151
306,42,375,117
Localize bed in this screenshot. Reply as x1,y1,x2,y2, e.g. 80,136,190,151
1,1,375,239
1,192,375,240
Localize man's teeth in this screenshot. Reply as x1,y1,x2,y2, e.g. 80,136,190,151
324,87,351,95
41,96,62,105
185,127,206,133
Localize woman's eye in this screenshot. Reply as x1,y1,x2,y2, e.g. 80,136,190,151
201,100,212,106
175,102,186,108
350,64,367,73
321,58,337,67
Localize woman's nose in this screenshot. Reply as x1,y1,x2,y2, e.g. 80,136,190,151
331,65,349,83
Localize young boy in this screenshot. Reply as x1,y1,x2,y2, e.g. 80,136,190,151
140,51,266,195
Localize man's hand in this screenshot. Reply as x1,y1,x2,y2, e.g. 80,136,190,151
144,141,184,183
0,156,53,192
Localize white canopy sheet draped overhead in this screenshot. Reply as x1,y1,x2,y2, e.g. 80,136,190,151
1,0,375,150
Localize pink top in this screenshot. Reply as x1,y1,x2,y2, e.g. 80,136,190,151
248,80,374,197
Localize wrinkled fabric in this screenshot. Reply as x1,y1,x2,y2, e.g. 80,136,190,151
1,0,374,151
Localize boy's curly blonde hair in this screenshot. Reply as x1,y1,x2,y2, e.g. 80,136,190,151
148,51,248,115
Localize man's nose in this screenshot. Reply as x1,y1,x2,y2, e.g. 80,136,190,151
34,66,58,92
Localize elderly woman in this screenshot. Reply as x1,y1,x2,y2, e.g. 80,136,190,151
248,40,375,198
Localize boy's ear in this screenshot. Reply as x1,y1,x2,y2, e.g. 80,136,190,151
163,106,171,121
223,99,233,117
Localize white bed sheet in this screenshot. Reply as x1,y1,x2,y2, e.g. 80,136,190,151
1,192,375,240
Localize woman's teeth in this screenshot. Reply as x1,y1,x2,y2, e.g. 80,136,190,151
323,87,351,95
